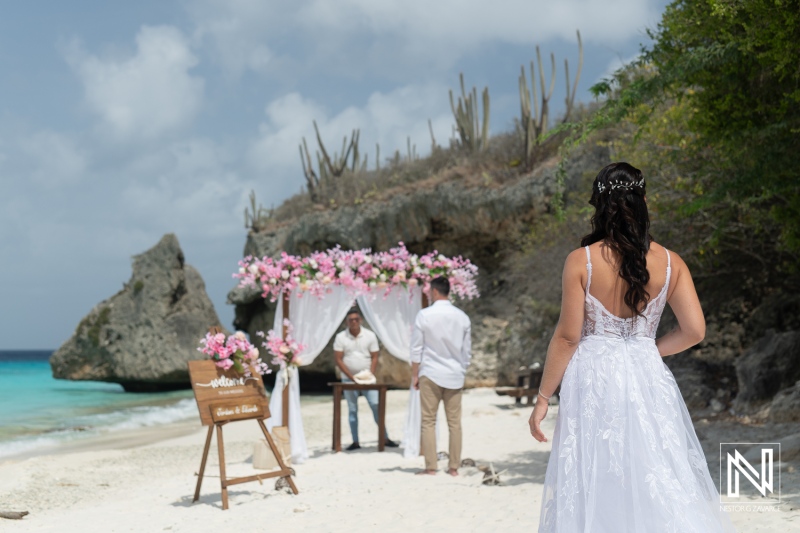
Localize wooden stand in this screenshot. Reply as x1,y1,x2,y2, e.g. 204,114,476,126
193,417,297,510
188,360,298,510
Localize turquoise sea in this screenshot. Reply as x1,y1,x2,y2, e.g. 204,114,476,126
0,351,197,459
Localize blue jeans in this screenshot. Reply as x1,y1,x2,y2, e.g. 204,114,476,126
342,376,388,443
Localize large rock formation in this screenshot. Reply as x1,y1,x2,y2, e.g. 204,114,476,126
51,234,224,392
769,381,800,423
734,330,800,410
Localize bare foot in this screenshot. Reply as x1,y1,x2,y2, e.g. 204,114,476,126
415,469,437,476
447,468,459,477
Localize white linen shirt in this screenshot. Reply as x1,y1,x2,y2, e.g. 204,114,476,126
333,327,380,374
410,300,472,389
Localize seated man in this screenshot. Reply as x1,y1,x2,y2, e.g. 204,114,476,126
333,307,398,450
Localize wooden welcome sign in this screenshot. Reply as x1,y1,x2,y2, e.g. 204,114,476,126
188,360,298,510
189,360,268,425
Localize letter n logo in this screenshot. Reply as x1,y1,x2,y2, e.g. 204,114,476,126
727,449,772,497
720,442,781,504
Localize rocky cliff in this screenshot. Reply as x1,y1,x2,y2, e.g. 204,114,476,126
228,144,610,389
50,234,224,392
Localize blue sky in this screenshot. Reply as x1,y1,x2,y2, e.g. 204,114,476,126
0,0,668,349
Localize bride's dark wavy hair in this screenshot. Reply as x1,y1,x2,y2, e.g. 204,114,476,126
581,162,653,316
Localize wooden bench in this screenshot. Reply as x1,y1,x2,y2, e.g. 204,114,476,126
495,366,559,405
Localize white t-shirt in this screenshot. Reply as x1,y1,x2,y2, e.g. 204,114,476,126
333,327,380,374
410,300,472,389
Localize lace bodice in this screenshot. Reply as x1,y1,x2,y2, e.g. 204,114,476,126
581,246,671,340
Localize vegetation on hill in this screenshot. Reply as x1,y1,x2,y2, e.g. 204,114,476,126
569,0,799,284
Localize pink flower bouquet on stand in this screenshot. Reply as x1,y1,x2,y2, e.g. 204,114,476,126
258,319,306,369
198,331,271,377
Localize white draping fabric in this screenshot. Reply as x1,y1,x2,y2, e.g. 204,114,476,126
266,366,306,462
357,286,429,459
356,286,421,363
274,286,355,365
268,286,355,463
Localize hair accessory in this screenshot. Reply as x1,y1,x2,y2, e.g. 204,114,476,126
597,177,645,194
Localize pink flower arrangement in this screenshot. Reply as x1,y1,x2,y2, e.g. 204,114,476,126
234,242,479,301
258,319,306,368
198,331,271,377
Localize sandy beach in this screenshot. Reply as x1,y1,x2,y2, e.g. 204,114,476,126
1,388,798,532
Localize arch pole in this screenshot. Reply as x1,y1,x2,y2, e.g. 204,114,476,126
281,293,290,427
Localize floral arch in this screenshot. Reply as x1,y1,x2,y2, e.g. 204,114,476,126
234,242,479,463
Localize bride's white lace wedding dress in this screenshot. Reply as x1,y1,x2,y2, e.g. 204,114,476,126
539,247,735,532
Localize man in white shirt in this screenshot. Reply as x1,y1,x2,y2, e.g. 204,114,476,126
333,307,399,450
410,277,472,476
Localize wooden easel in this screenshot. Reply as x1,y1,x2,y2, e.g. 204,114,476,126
189,359,298,510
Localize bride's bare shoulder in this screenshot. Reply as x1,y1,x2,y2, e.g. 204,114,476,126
563,247,589,274
650,242,691,288
565,247,588,264
650,241,688,268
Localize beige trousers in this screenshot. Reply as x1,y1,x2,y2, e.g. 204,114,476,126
419,376,462,471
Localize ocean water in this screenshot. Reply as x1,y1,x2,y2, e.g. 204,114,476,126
0,350,198,459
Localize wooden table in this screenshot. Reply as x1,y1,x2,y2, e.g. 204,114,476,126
328,382,389,452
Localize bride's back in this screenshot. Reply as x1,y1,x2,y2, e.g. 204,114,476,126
585,241,672,320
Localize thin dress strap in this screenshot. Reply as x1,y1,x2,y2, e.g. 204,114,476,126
584,246,592,294
664,248,672,292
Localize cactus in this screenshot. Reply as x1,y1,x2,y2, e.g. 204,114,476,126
299,120,367,202
244,190,272,231
428,119,438,151
407,136,418,162
562,30,583,124
299,138,319,202
519,30,583,170
314,120,357,178
449,73,490,152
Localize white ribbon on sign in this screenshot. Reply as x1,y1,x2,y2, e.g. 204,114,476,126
356,286,431,459
267,286,355,463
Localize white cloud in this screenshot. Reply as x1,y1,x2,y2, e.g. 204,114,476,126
186,0,280,77
247,84,454,187
119,139,252,239
66,25,204,140
17,131,87,186
299,0,656,46
596,52,642,85
187,0,661,77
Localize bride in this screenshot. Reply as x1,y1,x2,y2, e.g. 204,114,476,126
529,163,736,532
